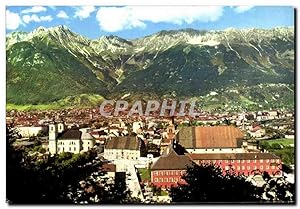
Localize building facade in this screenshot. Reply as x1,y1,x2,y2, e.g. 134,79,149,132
48,123,95,154
188,152,282,176
104,136,146,160
151,147,193,188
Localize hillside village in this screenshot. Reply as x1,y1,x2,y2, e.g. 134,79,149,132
7,108,294,203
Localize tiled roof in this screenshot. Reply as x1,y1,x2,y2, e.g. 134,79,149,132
176,126,244,148
57,129,81,140
188,152,280,160
151,149,193,170
105,136,141,150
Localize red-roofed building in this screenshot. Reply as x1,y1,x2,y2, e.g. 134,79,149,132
151,145,193,188
188,152,282,176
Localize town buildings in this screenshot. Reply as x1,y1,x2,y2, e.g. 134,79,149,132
176,126,248,153
151,145,193,188
104,136,146,160
188,152,282,176
48,123,95,154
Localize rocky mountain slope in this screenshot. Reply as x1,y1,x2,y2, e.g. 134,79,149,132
6,26,294,110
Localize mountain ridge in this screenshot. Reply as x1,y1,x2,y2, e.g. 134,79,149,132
6,25,294,111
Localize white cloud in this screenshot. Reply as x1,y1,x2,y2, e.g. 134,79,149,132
57,10,69,19
40,16,53,22
6,10,23,30
22,14,53,24
233,6,254,13
96,6,224,32
21,6,47,14
74,6,96,19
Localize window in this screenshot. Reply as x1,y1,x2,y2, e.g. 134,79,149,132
253,160,256,163
247,160,250,163
74,147,76,151
276,159,280,163
225,160,229,163
69,147,71,151
212,149,214,151
62,147,64,152
154,171,158,176
175,178,178,182
237,166,240,170
219,149,222,151
241,160,245,163
154,178,158,182
271,159,275,163
266,159,269,163
159,171,163,176
254,166,257,170
170,171,173,175
225,166,229,170
242,166,245,170
237,160,240,163
260,159,264,163
266,166,270,169
164,178,168,182
169,178,173,182
272,166,275,169
160,178,163,182
247,166,250,170
231,160,235,163
166,171,169,175
260,166,264,169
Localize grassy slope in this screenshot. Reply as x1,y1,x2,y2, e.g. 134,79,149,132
7,94,105,111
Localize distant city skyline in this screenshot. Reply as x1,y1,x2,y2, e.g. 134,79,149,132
6,6,294,40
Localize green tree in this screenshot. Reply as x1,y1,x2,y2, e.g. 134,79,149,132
170,163,295,203
170,163,262,202
6,126,139,204
261,172,295,202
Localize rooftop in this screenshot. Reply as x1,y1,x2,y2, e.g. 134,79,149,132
151,148,193,170
188,152,280,160
176,126,244,148
105,136,142,150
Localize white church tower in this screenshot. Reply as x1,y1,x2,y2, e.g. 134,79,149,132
49,123,58,154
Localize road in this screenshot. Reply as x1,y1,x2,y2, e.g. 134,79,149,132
113,159,144,201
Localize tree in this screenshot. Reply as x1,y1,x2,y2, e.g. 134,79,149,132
261,172,295,202
170,163,295,203
6,126,138,204
170,163,262,203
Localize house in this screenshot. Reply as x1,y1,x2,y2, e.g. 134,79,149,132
104,136,146,160
48,123,95,154
188,152,282,176
16,125,48,138
151,145,193,188
100,163,117,184
248,126,266,138
176,126,246,153
160,121,177,154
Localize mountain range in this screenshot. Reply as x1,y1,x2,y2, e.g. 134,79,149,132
6,25,294,111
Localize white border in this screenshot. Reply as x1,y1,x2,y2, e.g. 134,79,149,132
1,0,298,209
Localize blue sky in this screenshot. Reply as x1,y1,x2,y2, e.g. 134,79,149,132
6,6,294,40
